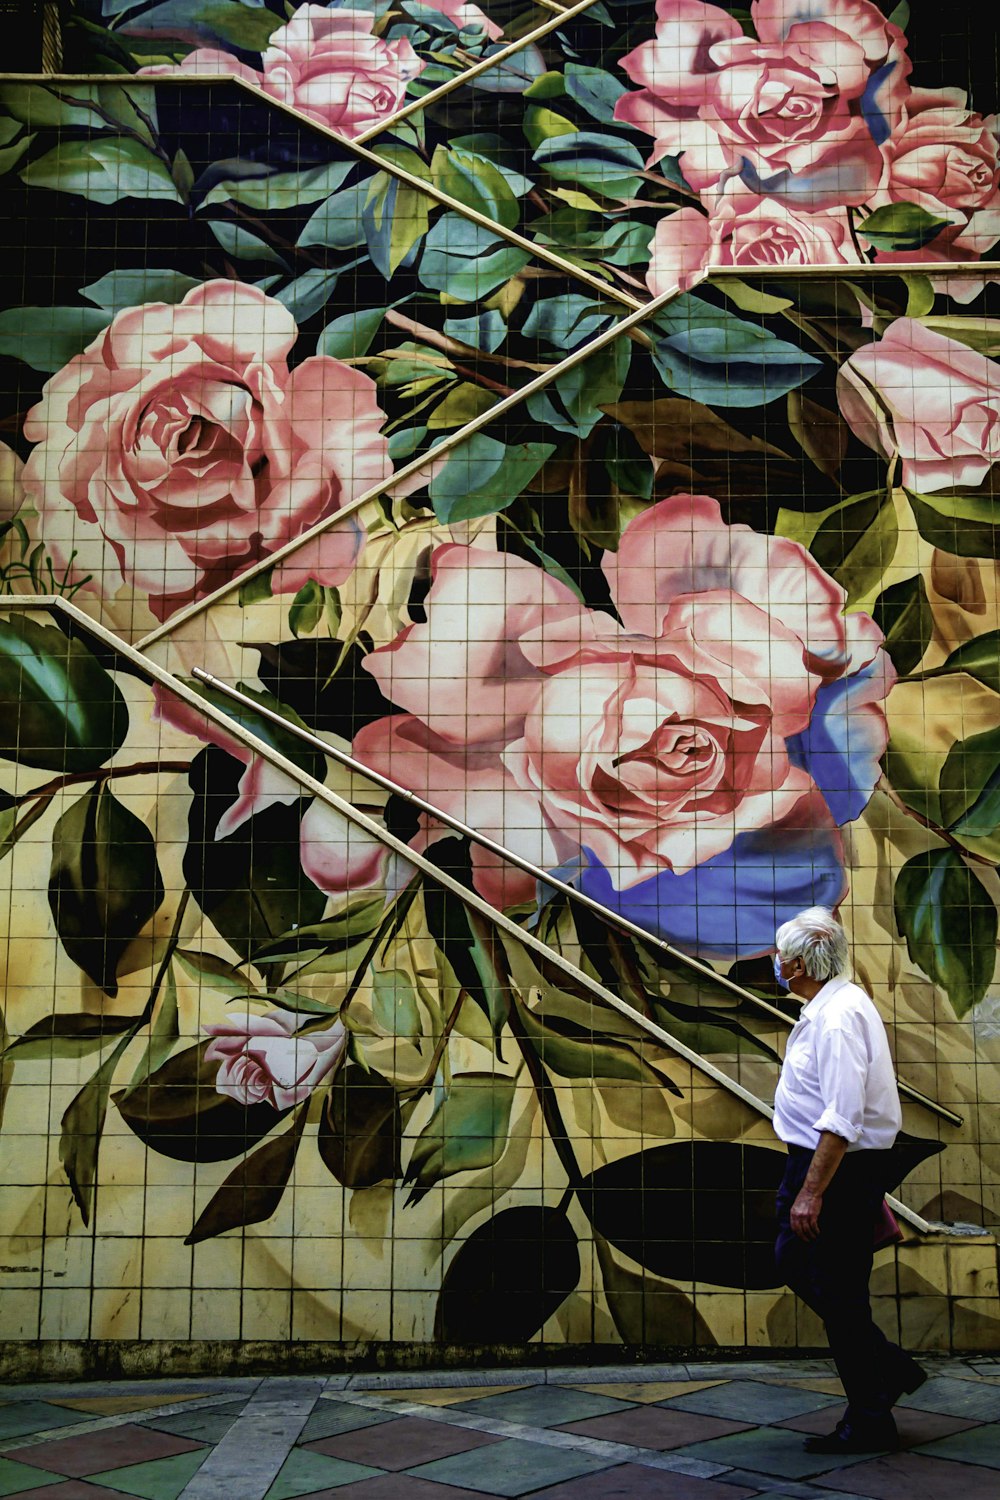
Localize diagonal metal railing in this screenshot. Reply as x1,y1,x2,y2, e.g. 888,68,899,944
191,668,964,1131
0,593,945,1232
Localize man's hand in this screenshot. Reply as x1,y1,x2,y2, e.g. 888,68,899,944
790,1188,823,1241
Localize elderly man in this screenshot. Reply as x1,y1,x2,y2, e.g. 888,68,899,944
772,907,926,1453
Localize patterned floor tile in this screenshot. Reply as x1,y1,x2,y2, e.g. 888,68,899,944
297,1406,397,1445
0,1456,60,1496
899,1377,1000,1421
662,1382,841,1425
4,1426,205,1479
303,1476,499,1498
666,1426,875,1481
308,1417,500,1472
46,1400,207,1418
1,1482,143,1498
0,1408,91,1442
451,1388,634,1428
812,1452,1000,1498
912,1422,1000,1468
778,1407,981,1446
375,1391,528,1410
140,1401,250,1444
408,1438,613,1496
88,1449,209,1500
556,1407,754,1450
264,1450,384,1499
530,1464,759,1497
714,1475,860,1498
567,1383,728,1405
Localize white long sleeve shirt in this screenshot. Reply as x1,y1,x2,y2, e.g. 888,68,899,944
772,975,902,1152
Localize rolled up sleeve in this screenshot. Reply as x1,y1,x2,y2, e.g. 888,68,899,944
812,1018,868,1144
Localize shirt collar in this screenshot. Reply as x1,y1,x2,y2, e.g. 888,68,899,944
798,974,851,1021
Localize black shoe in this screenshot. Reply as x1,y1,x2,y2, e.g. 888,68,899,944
886,1362,927,1409
803,1421,899,1455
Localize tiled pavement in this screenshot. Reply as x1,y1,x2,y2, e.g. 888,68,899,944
0,1359,997,1499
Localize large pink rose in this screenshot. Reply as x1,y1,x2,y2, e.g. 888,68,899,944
647,189,859,293
143,6,425,138
21,281,390,621
837,318,1000,493
870,88,1000,262
205,1009,347,1110
615,0,910,208
336,498,890,911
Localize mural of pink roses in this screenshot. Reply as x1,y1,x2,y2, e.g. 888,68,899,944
870,88,1000,261
343,498,893,955
205,1009,348,1110
21,281,390,621
647,190,859,293
615,0,911,208
837,318,1000,492
144,6,425,138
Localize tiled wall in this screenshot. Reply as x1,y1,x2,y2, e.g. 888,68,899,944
1,0,999,1363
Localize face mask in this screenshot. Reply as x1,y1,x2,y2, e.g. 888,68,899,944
773,953,790,991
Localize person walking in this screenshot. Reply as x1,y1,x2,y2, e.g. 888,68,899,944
772,906,926,1453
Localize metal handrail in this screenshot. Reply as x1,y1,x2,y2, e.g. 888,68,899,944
0,594,938,1231
192,668,963,1130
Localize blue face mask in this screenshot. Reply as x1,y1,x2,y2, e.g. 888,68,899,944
773,953,790,991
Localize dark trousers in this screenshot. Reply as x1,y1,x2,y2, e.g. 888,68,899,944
775,1146,921,1427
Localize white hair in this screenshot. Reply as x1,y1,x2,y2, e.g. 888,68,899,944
775,907,850,982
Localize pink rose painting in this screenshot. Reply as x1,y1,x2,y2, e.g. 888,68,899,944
870,88,1000,261
21,281,391,621
343,498,894,955
837,318,1000,493
615,0,911,208
144,6,426,138
205,1010,348,1109
647,189,860,293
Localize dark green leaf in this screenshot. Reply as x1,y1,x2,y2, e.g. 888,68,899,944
317,307,385,359
183,680,323,781
517,1001,681,1093
174,947,257,998
431,145,521,228
580,1142,785,1288
907,488,1000,557
422,840,506,1039
0,81,158,136
22,137,182,205
428,434,555,523
2,1011,143,1062
533,130,644,200
185,1106,308,1245
0,616,128,771
201,161,353,210
250,896,386,965
207,219,288,267
563,64,628,123
183,750,326,966
873,575,933,676
317,1064,403,1187
893,849,997,1016
299,179,374,250
419,214,530,301
939,725,1000,835
786,390,848,479
289,580,324,639
60,1026,137,1224
521,293,618,351
121,0,280,51
857,202,950,251
364,170,431,279
80,268,201,312
810,489,898,603
49,784,165,996
651,295,822,408
372,968,422,1038
404,1072,516,1201
933,629,1000,694
0,305,111,372
116,1041,288,1162
527,340,631,438
435,1205,580,1342
275,267,339,323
